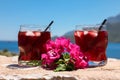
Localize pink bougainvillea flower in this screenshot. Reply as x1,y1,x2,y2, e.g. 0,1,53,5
41,53,54,66
71,55,88,69
55,37,70,48
45,40,56,51
47,50,60,60
41,52,59,69
68,43,88,69
41,37,89,70
68,43,80,53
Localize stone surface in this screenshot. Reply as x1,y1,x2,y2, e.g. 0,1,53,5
0,55,120,80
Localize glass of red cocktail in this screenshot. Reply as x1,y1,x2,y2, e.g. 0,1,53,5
18,24,51,66
74,25,108,66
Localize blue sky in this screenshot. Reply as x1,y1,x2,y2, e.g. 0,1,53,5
0,0,120,41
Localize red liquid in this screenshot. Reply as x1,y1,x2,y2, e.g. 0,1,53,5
18,31,51,61
74,30,108,61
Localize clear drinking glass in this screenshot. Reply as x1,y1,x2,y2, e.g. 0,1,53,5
74,24,108,67
18,24,51,66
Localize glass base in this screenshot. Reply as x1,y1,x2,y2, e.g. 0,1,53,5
18,60,41,67
88,60,107,67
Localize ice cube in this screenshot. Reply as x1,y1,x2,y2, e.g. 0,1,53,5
35,32,41,36
84,31,88,35
94,32,98,37
89,31,98,37
75,31,82,37
26,31,35,36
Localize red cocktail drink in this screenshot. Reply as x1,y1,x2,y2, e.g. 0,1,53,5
18,25,51,66
74,25,108,66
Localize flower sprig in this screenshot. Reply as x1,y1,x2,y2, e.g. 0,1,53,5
41,37,88,71
54,52,74,71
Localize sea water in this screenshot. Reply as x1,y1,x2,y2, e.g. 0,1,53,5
0,41,120,59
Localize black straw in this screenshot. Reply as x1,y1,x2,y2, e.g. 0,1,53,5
98,19,107,31
44,20,54,32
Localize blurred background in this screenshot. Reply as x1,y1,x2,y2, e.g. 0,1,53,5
0,0,120,59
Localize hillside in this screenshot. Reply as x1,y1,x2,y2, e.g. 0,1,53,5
61,14,120,43
107,14,120,42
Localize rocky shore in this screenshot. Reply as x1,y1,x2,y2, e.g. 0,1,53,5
0,55,120,80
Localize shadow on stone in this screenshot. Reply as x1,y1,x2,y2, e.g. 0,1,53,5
6,64,39,69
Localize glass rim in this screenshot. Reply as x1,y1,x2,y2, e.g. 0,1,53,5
75,24,107,31
19,24,51,32
75,24,103,27
20,24,43,27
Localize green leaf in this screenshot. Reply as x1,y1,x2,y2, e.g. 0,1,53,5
63,53,70,63
54,53,73,72
63,53,70,60
54,64,66,72
65,58,70,62
56,59,64,64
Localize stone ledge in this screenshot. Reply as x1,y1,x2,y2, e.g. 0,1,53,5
0,56,120,80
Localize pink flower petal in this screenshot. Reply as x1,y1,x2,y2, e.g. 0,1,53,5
41,37,88,70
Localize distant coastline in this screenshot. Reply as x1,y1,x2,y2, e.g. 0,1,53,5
0,41,19,53
0,40,17,42
0,41,120,59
